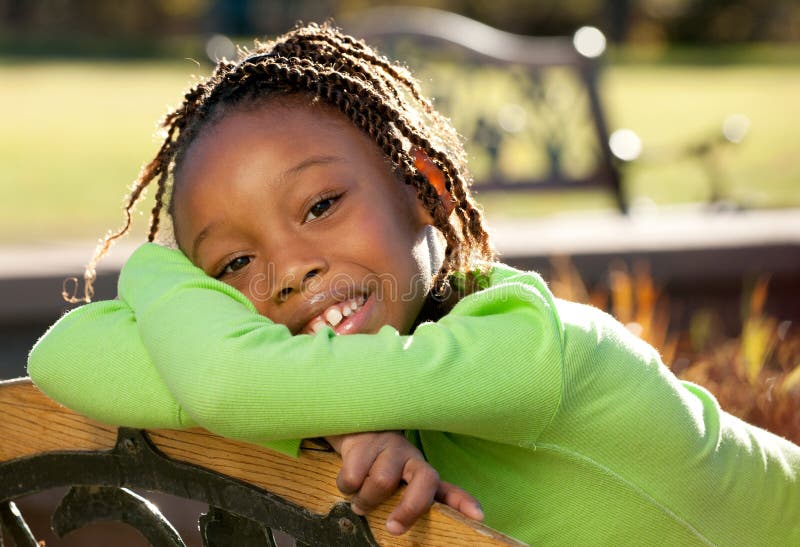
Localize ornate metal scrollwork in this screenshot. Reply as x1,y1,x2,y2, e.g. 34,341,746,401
0,428,378,546
52,486,185,546
0,501,38,547
199,506,276,547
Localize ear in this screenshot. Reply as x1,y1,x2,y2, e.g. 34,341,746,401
404,183,435,227
411,146,455,218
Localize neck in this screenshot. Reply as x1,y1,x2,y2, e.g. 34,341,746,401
410,282,462,332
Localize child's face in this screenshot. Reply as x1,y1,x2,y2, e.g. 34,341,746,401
172,100,437,336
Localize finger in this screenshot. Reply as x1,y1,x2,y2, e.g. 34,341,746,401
349,451,404,515
436,481,484,521
385,461,439,535
336,441,379,496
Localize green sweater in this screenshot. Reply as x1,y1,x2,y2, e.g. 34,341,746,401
28,243,800,546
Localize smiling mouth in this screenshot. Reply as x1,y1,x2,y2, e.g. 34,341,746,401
302,294,369,335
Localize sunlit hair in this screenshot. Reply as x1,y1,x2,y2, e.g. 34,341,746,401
69,22,494,303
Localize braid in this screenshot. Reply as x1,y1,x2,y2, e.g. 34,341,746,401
76,22,493,303
280,29,433,114
69,80,210,303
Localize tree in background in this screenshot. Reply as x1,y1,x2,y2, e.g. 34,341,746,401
0,0,798,56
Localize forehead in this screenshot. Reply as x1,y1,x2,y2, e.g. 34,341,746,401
170,100,410,243
181,100,370,175
174,100,394,202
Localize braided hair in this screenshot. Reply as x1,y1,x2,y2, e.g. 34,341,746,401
70,22,494,304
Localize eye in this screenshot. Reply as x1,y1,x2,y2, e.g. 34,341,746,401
304,193,341,222
216,256,251,278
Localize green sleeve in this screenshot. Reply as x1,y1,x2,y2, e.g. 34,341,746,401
532,299,800,546
28,299,194,429
31,243,564,450
27,298,300,456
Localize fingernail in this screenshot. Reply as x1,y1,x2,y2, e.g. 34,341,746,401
386,519,405,535
351,505,365,516
471,503,485,520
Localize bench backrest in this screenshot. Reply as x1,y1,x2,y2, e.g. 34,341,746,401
1,379,525,546
343,6,625,211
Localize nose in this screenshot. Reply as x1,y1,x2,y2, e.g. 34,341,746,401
271,249,328,303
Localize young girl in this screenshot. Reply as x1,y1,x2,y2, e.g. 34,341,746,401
28,23,799,545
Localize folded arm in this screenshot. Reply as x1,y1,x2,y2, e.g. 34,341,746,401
30,243,564,451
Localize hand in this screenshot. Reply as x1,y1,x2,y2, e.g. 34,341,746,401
325,431,484,535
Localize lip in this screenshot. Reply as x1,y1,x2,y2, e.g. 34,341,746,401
294,290,371,335
332,292,375,335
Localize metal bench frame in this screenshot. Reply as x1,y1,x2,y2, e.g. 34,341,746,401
1,379,524,546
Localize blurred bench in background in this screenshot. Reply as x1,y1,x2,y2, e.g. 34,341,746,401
1,378,524,546
343,6,625,212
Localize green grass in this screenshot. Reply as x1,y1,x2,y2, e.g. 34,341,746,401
1,55,798,244
0,60,199,244
601,65,800,208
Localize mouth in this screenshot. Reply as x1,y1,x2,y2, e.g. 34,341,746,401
300,293,373,336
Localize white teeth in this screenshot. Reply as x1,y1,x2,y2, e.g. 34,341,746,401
307,296,367,333
325,308,343,326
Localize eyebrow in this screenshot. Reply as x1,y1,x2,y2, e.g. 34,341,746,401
275,154,344,186
190,154,345,262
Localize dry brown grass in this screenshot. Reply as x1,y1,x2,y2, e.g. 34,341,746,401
548,258,800,444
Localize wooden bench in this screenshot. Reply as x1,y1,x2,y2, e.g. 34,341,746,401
0,378,525,546
343,6,625,211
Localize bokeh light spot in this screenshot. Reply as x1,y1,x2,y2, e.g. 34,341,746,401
573,26,606,58
609,129,643,161
722,114,750,143
206,34,236,63
497,104,527,133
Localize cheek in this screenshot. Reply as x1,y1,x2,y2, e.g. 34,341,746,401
385,199,434,278
226,271,279,322
169,197,189,253
242,283,272,318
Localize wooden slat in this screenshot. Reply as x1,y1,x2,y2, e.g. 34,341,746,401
0,378,117,459
1,379,524,546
